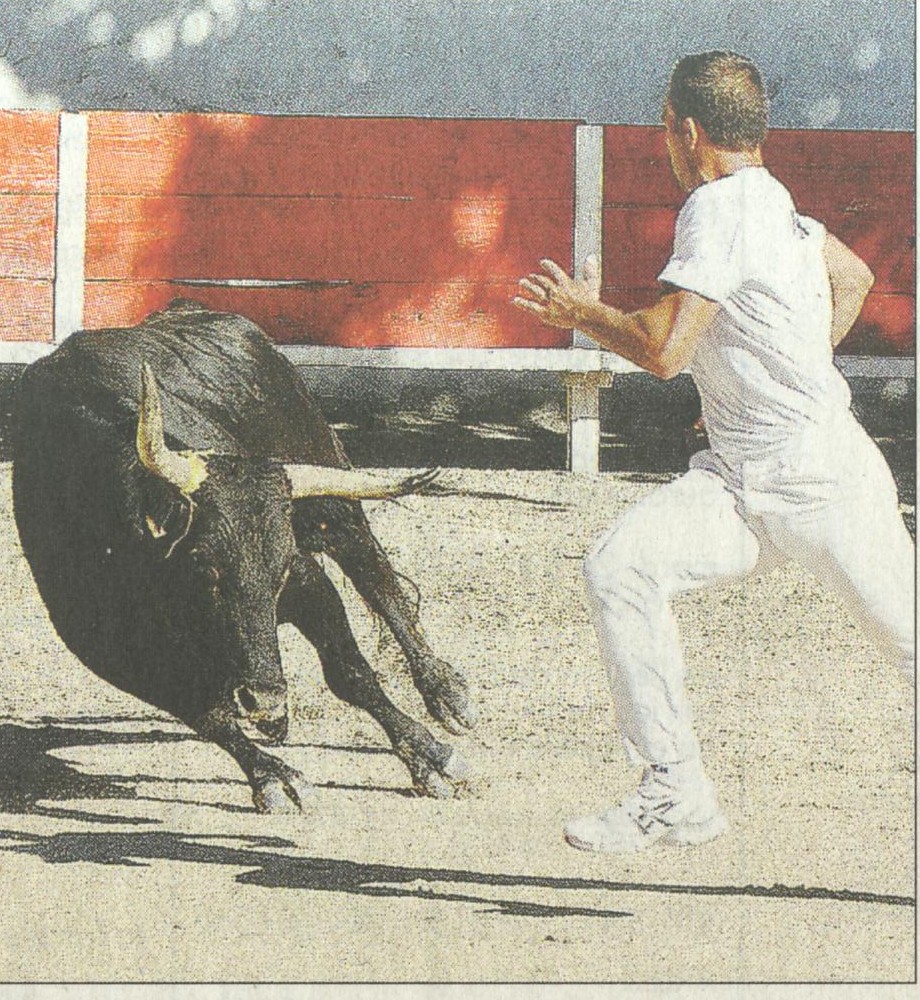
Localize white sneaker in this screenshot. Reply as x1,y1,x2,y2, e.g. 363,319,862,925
564,763,727,854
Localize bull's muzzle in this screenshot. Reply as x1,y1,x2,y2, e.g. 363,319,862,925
233,683,289,745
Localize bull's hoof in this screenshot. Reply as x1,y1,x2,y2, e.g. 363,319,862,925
411,748,471,799
252,768,314,814
414,658,478,734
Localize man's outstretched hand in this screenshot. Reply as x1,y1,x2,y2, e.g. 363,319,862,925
512,255,602,329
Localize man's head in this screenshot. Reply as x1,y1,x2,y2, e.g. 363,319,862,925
663,51,768,191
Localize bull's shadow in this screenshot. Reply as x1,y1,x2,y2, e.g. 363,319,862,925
0,717,231,822
0,718,422,821
0,827,911,922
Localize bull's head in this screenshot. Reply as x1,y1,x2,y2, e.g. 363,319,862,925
134,362,439,743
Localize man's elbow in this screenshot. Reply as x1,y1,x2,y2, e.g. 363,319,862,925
846,254,875,299
646,352,685,381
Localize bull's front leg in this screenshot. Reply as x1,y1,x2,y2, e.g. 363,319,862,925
294,501,478,735
193,705,314,814
278,552,470,798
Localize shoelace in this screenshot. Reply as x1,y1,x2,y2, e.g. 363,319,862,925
633,797,678,834
628,767,681,834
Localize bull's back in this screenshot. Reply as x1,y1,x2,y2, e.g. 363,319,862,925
16,300,345,465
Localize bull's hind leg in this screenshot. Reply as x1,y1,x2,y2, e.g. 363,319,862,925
294,501,477,735
278,552,469,798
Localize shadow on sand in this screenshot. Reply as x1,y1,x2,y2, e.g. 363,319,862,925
0,719,912,920
0,826,912,922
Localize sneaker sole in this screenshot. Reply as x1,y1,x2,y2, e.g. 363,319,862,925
563,812,727,854
563,829,647,854
663,810,729,847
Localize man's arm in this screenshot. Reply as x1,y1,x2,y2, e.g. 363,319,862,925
513,257,720,380
824,233,875,347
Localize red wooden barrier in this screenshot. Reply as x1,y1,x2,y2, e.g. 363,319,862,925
602,125,915,356
0,112,58,342
0,112,911,357
82,113,576,348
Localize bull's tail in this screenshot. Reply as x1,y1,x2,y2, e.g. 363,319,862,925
391,469,569,511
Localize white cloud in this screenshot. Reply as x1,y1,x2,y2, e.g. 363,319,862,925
29,0,100,31
86,9,116,46
853,37,881,72
806,95,841,127
348,57,371,84
0,59,60,110
204,0,242,39
181,9,216,47
209,0,239,13
130,16,178,65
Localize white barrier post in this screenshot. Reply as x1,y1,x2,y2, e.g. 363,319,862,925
566,123,607,472
563,369,613,474
53,112,89,343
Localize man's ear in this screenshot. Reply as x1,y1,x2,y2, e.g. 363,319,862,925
683,116,699,151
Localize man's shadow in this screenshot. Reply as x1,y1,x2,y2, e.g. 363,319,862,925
0,825,911,922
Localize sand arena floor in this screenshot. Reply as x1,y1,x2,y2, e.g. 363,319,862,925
0,464,912,983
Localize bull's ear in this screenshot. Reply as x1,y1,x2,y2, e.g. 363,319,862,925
137,480,195,558
145,514,168,539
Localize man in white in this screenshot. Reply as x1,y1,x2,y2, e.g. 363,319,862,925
513,51,915,853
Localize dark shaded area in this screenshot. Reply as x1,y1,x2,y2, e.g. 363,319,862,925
0,365,913,511
0,719,206,821
0,827,912,920
0,718,437,817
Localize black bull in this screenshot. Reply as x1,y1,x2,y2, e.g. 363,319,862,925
12,300,477,812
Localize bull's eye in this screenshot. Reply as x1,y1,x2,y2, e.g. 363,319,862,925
190,553,221,593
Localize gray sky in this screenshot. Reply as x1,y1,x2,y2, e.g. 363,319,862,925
0,0,913,128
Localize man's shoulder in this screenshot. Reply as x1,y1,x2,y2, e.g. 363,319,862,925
679,169,792,226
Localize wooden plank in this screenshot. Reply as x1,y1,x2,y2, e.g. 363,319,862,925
0,194,57,279
839,292,915,355
601,125,913,171
601,205,913,295
777,166,914,215
87,113,577,199
601,207,676,287
765,128,914,172
601,156,915,214
84,193,572,283
603,125,667,159
82,280,572,349
602,126,915,215
602,125,677,208
279,346,637,371
0,112,59,194
0,279,53,341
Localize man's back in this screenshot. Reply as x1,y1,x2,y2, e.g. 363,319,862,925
660,166,853,477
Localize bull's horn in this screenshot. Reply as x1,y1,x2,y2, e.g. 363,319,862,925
284,465,442,500
137,362,209,495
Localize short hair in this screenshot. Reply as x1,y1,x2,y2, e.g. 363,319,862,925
668,51,768,149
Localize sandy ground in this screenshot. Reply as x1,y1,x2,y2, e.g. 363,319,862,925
0,463,913,984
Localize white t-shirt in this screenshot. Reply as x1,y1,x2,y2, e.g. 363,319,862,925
658,166,854,498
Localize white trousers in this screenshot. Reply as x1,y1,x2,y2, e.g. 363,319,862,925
583,424,916,765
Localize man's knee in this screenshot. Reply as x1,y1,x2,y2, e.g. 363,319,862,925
583,529,666,609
